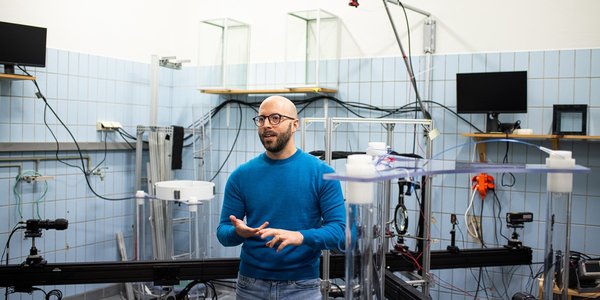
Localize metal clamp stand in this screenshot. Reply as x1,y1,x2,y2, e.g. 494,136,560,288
447,214,459,253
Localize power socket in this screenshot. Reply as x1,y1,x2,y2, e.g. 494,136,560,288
96,121,122,131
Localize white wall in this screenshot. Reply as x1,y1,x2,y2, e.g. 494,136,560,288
1,0,599,64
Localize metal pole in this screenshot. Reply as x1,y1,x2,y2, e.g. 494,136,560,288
422,122,434,295
150,55,159,126
321,117,333,299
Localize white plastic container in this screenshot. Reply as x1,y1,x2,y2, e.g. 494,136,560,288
345,154,376,204
155,180,215,202
366,142,387,157
545,151,575,193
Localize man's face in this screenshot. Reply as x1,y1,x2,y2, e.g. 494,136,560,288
259,119,293,153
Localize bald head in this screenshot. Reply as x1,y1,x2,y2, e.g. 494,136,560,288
259,96,297,119
257,95,299,159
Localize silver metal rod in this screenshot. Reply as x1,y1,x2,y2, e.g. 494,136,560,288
0,142,135,153
321,117,333,299
302,117,431,126
0,155,92,171
150,55,159,126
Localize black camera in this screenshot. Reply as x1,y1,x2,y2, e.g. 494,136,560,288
25,218,68,237
506,212,533,225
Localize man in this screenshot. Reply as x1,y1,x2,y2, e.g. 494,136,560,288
216,95,346,300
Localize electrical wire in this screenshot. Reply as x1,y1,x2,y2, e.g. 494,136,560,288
2,222,25,265
465,188,479,240
492,190,510,242
89,131,108,174
209,103,243,182
501,133,516,187
3,223,25,300
18,66,132,201
13,170,48,219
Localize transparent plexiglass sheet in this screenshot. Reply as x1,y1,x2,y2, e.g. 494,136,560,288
198,18,250,89
285,9,339,88
324,155,591,182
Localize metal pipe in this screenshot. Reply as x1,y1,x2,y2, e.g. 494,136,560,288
421,121,434,296
150,55,159,126
0,164,23,175
321,117,333,299
382,0,431,120
0,156,92,171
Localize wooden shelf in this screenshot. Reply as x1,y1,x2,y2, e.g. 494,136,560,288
199,87,337,95
0,73,36,81
463,133,600,162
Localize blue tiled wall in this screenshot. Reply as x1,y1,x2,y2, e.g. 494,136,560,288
0,49,168,298
1,47,599,299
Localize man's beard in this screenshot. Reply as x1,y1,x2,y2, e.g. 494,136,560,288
259,122,292,153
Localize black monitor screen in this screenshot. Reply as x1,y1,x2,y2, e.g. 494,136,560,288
456,71,527,114
0,21,47,68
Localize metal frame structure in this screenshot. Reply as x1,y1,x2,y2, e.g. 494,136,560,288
133,125,210,260
300,116,434,297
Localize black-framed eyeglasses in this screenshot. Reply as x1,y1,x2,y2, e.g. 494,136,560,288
252,113,296,127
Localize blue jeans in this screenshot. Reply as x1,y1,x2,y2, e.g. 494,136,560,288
236,273,322,300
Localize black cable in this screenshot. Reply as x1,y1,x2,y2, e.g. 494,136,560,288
501,133,516,187
2,223,25,266
209,103,243,182
206,282,217,300
89,131,108,174
477,195,486,248
3,223,25,300
117,130,136,149
492,190,510,242
473,266,483,299
19,66,132,201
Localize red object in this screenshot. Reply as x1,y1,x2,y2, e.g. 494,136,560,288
472,173,494,198
349,0,359,7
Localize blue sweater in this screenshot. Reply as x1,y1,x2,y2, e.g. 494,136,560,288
216,149,345,280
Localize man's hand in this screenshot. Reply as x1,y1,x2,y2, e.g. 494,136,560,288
229,215,269,238
258,228,304,252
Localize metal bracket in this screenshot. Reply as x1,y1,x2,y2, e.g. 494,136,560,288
159,56,190,70
20,175,54,183
423,18,436,54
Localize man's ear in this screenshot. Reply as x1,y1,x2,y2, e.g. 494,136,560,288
291,119,299,133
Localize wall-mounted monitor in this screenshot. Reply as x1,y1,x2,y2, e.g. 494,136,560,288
0,21,47,74
456,71,527,132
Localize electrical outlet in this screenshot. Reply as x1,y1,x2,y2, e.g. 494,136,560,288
96,121,122,131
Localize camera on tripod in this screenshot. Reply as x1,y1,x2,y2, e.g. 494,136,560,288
505,212,533,248
23,218,68,266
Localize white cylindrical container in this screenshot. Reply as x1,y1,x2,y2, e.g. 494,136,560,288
544,150,575,299
366,142,387,157
135,190,146,261
345,154,377,299
346,154,376,204
546,151,575,193
188,196,201,259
